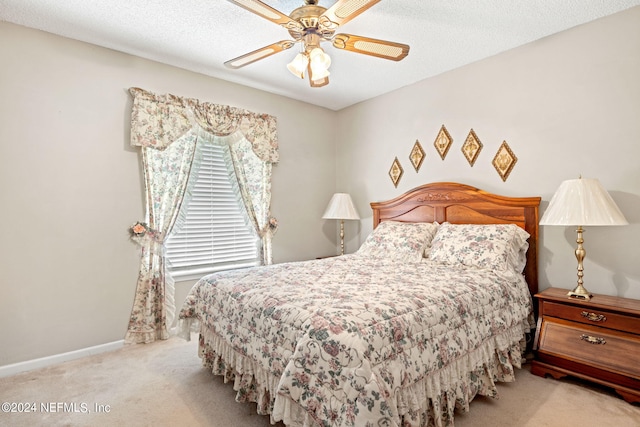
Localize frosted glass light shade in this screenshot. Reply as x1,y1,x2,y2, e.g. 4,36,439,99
309,47,331,81
310,65,330,81
287,53,308,79
540,178,628,226
309,48,331,68
322,193,360,220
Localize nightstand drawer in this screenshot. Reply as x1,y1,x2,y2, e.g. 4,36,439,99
542,301,640,335
538,319,640,378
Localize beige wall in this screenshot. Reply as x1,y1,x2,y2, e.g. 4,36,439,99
0,21,338,366
337,7,640,299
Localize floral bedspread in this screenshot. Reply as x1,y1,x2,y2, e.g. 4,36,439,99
178,254,534,427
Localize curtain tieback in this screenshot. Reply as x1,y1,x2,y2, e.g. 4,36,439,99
129,221,164,253
260,216,278,238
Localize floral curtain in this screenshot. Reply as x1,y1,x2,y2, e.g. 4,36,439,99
229,136,276,264
126,88,279,344
125,132,197,344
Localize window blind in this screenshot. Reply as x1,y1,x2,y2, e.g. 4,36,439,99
165,143,259,279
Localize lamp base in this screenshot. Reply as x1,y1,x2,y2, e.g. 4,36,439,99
567,285,592,301
568,226,592,301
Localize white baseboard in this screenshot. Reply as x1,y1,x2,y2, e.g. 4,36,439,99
0,340,124,378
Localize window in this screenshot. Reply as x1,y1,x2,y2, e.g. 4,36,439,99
165,141,259,280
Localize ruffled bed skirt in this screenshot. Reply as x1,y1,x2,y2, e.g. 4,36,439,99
179,318,528,427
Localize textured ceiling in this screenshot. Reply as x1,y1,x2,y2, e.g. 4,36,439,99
2,0,640,110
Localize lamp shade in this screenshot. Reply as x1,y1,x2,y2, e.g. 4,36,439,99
322,193,360,220
539,178,628,226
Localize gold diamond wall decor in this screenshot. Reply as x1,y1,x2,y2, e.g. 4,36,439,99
492,141,517,182
389,157,404,188
461,129,483,166
409,140,425,172
434,125,453,160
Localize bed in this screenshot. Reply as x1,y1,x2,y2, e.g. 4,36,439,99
178,182,541,427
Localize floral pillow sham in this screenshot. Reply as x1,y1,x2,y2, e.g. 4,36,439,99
429,223,530,272
357,221,439,263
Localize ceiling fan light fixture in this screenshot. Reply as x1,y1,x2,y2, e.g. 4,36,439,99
287,52,309,79
225,0,410,88
310,64,330,81
308,47,331,81
309,47,331,68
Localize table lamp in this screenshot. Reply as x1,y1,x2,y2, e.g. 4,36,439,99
322,193,360,255
539,177,628,300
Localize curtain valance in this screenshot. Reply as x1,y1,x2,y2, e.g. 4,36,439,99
129,87,279,163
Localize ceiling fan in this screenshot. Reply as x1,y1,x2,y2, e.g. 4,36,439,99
224,0,410,87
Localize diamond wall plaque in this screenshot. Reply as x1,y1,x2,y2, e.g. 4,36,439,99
461,129,483,166
434,125,453,160
409,140,425,172
492,141,517,182
389,157,404,188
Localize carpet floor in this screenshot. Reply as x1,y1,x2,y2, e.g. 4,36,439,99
1,335,639,427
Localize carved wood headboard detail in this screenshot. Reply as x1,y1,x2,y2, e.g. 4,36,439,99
370,182,541,295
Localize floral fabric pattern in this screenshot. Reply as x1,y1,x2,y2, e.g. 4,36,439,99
126,131,197,344
127,87,278,344
429,223,530,272
227,135,275,265
179,255,533,427
129,87,279,163
357,221,439,263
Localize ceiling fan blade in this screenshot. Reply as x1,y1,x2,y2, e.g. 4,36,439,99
319,0,381,30
332,34,409,61
226,0,300,29
224,41,295,69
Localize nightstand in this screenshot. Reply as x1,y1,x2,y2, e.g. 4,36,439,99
532,287,640,403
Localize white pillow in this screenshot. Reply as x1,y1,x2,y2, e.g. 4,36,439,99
429,223,530,272
357,221,439,263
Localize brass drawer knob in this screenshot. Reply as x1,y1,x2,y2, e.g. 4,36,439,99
581,311,607,322
580,334,606,345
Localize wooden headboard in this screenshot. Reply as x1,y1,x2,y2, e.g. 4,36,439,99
370,182,541,295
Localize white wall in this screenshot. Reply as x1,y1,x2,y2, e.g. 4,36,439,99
337,7,640,299
0,21,338,367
